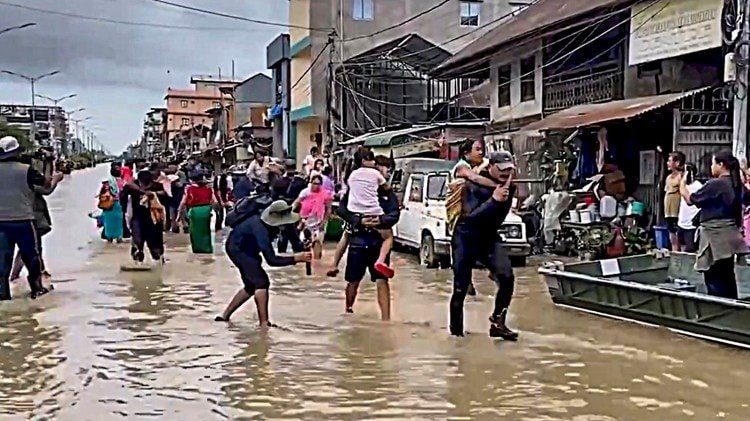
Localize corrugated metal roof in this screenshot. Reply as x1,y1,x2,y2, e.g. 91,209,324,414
520,88,710,131
364,125,439,147
434,0,628,76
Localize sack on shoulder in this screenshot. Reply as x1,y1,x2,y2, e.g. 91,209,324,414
98,191,115,210
226,193,273,228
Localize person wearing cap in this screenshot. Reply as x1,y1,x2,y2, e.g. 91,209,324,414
0,136,60,300
450,150,519,340
216,199,312,326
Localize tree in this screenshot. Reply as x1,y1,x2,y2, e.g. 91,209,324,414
0,121,31,150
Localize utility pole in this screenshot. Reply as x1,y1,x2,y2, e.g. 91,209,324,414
327,32,337,154
733,0,750,162
0,70,60,146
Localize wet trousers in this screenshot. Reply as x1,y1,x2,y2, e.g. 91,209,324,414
450,229,515,334
130,216,164,262
704,258,738,299
0,221,45,300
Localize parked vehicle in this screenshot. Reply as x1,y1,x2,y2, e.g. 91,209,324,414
390,158,530,267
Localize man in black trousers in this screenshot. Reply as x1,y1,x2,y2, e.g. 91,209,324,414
450,151,519,340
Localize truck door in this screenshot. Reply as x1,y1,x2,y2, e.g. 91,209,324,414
396,174,424,246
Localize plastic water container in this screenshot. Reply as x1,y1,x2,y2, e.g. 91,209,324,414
654,225,671,250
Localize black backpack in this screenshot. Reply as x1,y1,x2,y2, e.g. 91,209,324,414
226,193,273,228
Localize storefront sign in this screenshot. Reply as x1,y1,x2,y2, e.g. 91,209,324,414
629,0,723,65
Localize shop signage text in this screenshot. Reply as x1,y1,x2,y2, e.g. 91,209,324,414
629,0,723,65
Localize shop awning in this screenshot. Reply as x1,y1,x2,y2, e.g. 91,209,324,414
520,87,711,132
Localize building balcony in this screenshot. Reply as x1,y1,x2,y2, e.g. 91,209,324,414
544,69,623,114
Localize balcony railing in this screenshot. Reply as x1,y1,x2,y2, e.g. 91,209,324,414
544,69,622,113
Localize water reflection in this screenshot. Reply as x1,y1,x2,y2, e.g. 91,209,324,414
3,166,750,420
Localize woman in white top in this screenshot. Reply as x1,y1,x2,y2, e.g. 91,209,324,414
677,163,703,253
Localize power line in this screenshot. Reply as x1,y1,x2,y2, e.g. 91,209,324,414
150,0,330,32
342,0,452,42
0,0,264,31
337,0,667,109
345,0,542,66
290,40,334,94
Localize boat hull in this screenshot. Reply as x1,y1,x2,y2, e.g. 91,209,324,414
540,252,750,348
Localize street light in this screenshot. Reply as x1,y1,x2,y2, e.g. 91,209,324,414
0,69,61,145
0,23,36,36
36,93,77,106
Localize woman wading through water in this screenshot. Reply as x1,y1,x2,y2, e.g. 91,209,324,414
680,150,750,299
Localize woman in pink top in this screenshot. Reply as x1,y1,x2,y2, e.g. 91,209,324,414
295,174,333,259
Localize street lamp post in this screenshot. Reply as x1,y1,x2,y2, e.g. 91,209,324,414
36,93,77,106
0,23,36,37
0,69,60,145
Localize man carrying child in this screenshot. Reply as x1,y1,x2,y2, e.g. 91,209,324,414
337,152,400,320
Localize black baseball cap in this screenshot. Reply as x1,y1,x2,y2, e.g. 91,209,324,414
488,151,515,170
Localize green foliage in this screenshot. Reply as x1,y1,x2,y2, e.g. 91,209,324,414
623,226,653,255
0,121,31,150
528,132,578,191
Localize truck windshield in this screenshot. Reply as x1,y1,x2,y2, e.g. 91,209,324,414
427,174,448,200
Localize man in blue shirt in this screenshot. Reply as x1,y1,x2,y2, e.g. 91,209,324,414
216,199,311,326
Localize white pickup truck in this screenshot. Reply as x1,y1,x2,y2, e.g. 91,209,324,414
390,158,530,268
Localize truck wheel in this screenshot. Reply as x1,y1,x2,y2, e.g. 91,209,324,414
420,234,440,268
510,256,527,267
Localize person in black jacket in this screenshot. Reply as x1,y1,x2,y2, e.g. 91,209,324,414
216,199,311,326
450,151,518,340
337,155,401,320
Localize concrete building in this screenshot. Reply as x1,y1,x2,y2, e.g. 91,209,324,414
143,107,167,158
267,34,291,158
164,75,237,156
287,0,520,167
232,73,273,153
0,104,67,149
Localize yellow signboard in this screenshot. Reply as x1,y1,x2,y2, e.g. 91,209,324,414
629,0,723,65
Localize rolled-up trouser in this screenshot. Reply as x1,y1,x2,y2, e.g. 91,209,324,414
226,245,269,295
450,228,515,334
0,220,45,300
130,216,164,262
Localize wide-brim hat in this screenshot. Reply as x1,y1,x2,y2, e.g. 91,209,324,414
0,136,22,160
260,200,300,227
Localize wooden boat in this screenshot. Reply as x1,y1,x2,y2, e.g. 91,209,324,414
539,251,750,349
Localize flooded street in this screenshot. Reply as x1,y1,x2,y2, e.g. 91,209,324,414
2,165,749,420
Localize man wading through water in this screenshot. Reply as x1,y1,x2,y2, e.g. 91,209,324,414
450,151,518,340
337,154,401,320
121,169,167,265
0,136,59,299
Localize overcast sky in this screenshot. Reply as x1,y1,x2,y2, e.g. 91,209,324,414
0,0,287,153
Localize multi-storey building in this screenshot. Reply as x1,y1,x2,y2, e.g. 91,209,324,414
287,0,519,167
0,104,67,149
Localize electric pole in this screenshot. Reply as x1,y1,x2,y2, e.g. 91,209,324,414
733,0,750,162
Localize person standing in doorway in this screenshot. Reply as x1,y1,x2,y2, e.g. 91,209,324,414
0,136,57,300
665,152,686,252
450,151,518,340
680,150,749,299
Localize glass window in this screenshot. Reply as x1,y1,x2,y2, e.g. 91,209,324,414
520,55,536,102
427,175,448,200
181,118,190,126
460,1,480,27
408,175,424,203
180,100,188,108
353,0,374,21
498,64,511,107
213,101,221,108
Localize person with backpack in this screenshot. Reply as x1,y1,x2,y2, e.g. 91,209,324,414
0,136,59,300
215,196,311,326
98,163,125,243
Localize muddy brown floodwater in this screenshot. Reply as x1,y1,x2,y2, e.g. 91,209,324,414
1,165,749,420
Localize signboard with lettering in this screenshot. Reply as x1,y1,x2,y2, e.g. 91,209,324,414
629,0,723,65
